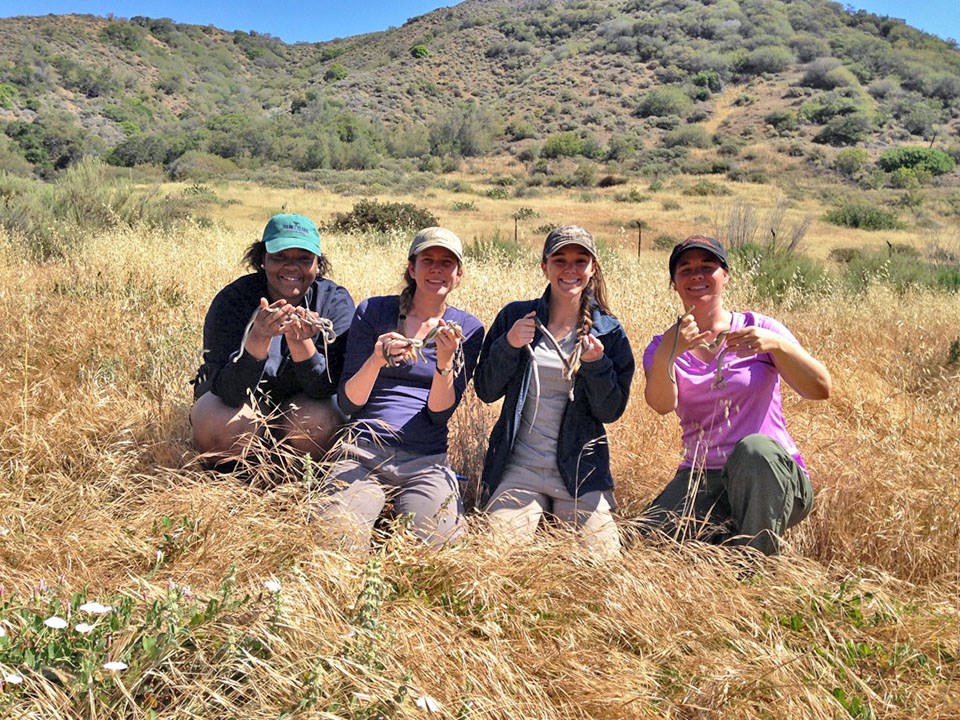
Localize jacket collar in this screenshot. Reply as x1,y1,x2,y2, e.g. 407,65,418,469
534,285,618,336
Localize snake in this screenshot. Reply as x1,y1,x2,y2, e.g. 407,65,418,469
523,317,584,429
666,307,729,387
382,321,465,377
234,305,338,380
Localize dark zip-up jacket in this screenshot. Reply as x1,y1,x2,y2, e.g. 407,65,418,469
191,273,355,408
474,288,635,498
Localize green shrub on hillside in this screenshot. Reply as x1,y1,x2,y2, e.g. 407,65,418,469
737,46,794,76
814,113,873,146
326,199,438,234
634,87,692,118
324,64,348,82
801,58,860,90
664,125,712,149
833,148,869,177
0,82,19,109
824,202,904,230
683,179,732,196
764,110,798,133
410,44,430,59
878,147,956,176
541,132,584,158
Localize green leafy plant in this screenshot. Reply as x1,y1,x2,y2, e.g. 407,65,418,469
878,147,956,176
326,199,438,234
824,203,904,231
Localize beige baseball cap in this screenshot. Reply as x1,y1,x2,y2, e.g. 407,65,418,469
408,227,464,263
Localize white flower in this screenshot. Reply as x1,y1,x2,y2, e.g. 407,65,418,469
75,623,95,634
78,602,112,615
43,616,68,630
416,695,441,713
3,672,23,685
0,625,6,637
102,661,128,672
264,580,282,593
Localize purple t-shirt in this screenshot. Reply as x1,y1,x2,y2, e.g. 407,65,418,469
338,296,484,455
642,311,807,474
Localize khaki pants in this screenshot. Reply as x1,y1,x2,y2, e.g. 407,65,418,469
486,461,621,557
316,440,464,549
644,433,814,556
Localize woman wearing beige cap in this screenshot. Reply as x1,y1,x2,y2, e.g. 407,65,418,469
316,227,485,548
474,226,635,556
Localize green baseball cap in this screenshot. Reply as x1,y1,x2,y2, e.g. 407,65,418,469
261,213,321,255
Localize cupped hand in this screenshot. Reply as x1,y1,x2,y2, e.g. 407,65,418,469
579,334,605,363
507,311,537,349
375,331,412,367
724,326,781,357
433,319,462,368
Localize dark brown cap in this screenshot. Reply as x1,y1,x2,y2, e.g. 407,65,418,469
669,235,728,277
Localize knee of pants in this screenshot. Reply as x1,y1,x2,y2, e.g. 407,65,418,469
728,434,783,468
324,479,388,524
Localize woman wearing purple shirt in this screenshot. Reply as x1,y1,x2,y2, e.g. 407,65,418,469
317,228,484,548
642,235,831,555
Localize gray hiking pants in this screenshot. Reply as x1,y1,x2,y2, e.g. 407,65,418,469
644,433,814,556
316,440,464,549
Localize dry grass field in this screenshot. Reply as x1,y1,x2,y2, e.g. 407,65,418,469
1,178,959,718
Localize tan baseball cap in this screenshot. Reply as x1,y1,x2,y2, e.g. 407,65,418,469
408,227,464,263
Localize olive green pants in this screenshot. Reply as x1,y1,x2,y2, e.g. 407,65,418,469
644,434,814,556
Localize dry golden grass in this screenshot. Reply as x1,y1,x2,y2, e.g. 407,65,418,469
1,184,959,718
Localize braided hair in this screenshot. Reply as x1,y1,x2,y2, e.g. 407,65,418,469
397,269,417,328
575,258,612,341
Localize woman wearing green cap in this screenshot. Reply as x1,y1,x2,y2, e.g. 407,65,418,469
190,213,355,469
474,225,635,556
316,227,484,548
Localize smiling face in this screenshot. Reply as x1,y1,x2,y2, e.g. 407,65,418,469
671,247,729,307
263,248,319,302
409,246,463,300
542,244,595,300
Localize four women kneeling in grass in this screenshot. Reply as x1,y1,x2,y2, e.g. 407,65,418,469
193,216,829,557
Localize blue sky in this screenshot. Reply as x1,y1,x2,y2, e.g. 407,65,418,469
1,1,958,45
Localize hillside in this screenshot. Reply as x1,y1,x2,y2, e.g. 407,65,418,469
1,0,959,194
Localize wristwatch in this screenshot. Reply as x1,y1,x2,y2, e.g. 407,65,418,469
436,365,453,376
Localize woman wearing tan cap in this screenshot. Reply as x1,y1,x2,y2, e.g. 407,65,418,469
474,226,635,556
315,227,484,548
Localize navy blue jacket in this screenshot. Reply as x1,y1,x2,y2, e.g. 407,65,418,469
474,289,635,498
191,273,355,407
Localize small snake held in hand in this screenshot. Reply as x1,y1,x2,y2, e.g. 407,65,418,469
382,321,465,377
666,308,728,387
234,306,338,380
524,318,584,429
